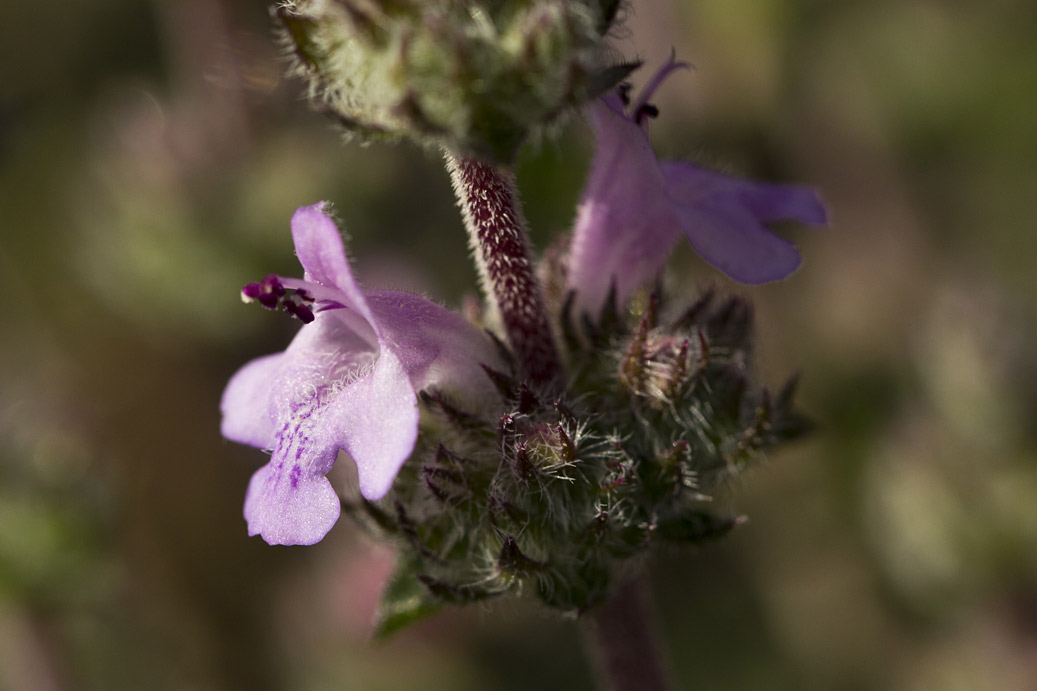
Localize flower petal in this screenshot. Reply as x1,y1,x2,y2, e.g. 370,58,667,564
328,346,419,501
568,101,681,316
271,312,419,502
275,307,421,500
663,162,828,226
663,162,824,283
237,316,365,544
290,203,379,337
366,290,504,401
243,430,342,546
630,56,691,125
220,353,283,448
240,309,419,542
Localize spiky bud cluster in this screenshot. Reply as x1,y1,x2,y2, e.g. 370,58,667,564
276,0,632,162
355,283,809,635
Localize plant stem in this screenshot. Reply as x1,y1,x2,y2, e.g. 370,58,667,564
583,577,674,691
445,152,562,386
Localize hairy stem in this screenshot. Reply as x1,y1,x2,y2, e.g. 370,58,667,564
583,577,673,691
446,152,562,386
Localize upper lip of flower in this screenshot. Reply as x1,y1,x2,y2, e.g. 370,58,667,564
220,202,504,545
624,54,691,127
566,57,829,319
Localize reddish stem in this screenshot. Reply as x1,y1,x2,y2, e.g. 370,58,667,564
583,577,674,691
446,153,562,386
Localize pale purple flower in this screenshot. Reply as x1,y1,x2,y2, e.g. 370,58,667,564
221,203,503,546
568,58,829,316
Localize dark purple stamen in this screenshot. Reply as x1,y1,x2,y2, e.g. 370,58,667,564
284,300,315,323
241,274,315,323
634,103,659,126
241,282,263,300
240,274,287,309
262,274,285,295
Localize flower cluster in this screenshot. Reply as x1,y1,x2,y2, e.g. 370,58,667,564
222,53,827,625
276,0,632,162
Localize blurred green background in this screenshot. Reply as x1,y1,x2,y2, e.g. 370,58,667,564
2,1,1035,689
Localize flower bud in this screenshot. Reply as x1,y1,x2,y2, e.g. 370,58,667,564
276,0,633,162
361,283,810,628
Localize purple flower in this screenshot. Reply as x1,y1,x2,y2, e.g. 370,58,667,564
221,203,503,545
568,58,829,316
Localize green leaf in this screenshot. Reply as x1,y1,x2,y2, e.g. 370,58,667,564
372,556,443,640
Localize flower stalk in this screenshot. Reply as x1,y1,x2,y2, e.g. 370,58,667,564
446,152,562,386
583,576,673,691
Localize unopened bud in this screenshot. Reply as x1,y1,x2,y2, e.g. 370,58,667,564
276,0,634,162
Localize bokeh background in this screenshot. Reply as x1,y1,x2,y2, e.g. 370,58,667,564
2,1,1035,689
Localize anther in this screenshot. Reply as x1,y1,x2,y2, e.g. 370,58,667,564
283,299,315,323
634,103,659,126
241,274,286,309
240,274,320,323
